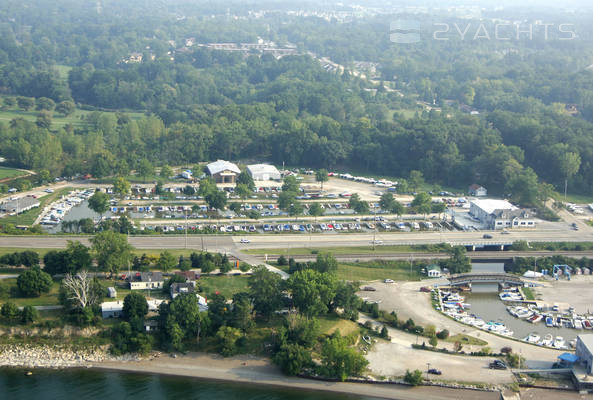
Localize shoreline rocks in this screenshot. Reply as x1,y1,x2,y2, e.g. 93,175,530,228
0,344,139,369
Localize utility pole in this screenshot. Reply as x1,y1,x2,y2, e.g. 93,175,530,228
564,178,568,201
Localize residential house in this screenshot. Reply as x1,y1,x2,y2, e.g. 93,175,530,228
468,184,487,197
129,272,164,290
101,299,165,318
170,282,196,299
206,160,241,184
427,265,442,278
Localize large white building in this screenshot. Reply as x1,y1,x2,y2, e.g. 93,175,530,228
469,199,535,230
206,160,241,184
577,335,593,374
246,164,281,181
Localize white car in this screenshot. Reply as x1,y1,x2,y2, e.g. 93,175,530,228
371,240,383,245
240,238,250,244
384,279,395,283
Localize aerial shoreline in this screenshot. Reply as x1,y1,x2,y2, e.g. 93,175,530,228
90,352,500,400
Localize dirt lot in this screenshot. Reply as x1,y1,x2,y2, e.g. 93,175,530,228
533,276,593,314
358,280,562,369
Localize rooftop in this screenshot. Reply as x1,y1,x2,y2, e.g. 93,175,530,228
470,199,517,215
206,160,241,176
578,334,593,351
247,164,280,174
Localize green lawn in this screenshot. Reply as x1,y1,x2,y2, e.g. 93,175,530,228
0,105,145,130
1,186,73,226
318,314,360,336
198,275,250,298
336,262,421,282
0,167,27,180
445,333,488,346
0,279,61,307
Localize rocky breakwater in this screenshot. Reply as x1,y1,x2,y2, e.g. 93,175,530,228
0,344,138,368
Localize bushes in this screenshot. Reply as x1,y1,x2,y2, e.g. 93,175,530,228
17,267,53,297
436,329,449,339
0,250,39,267
404,369,423,386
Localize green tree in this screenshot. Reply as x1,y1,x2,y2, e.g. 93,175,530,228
137,158,154,182
160,165,173,179
557,151,581,199
235,183,251,199
158,251,177,272
287,269,338,317
230,292,255,332
321,331,369,381
248,266,283,318
17,267,53,297
55,100,76,116
277,313,320,348
409,170,424,192
404,369,423,386
236,171,255,190
113,176,131,196
315,169,329,191
411,192,432,216
282,175,299,193
122,292,149,321
349,193,369,214
289,201,304,219
88,191,110,221
17,96,35,111
440,246,471,274
278,191,296,211
429,336,438,348
205,189,227,211
273,343,313,375
1,301,20,322
308,202,324,220
216,326,242,356
36,97,55,111
36,111,52,129
314,252,338,274
21,305,39,324
505,168,541,207
37,169,51,184
91,230,134,275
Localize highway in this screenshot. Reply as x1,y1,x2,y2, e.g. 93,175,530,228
0,229,591,252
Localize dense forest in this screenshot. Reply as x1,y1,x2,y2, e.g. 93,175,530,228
1,0,593,201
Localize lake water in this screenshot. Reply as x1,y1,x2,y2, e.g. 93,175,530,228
465,262,577,342
0,368,379,400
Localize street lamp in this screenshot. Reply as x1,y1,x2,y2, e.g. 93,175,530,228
426,363,430,379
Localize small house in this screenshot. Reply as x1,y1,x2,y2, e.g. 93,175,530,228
101,301,124,318
427,265,442,278
107,287,117,298
468,184,487,197
129,271,164,290
170,282,196,299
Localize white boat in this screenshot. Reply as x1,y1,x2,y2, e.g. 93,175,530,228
539,334,554,347
500,329,514,337
574,319,583,329
523,333,541,344
553,336,566,349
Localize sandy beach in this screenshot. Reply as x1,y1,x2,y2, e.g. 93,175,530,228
94,352,501,400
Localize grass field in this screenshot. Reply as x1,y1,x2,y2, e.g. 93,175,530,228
0,279,61,307
1,186,73,226
318,315,360,336
0,104,145,130
0,167,27,180
445,333,488,346
336,262,421,282
199,275,250,298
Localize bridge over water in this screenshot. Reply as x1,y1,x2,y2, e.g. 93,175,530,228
448,272,523,287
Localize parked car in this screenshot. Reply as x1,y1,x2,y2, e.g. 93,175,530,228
384,279,394,283
482,234,493,239
427,368,442,375
362,286,377,291
489,360,507,370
